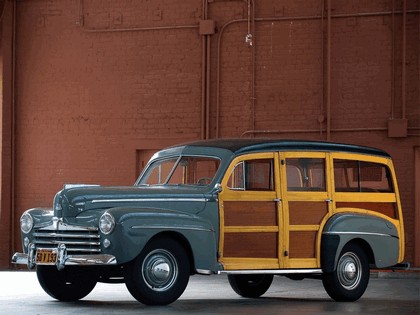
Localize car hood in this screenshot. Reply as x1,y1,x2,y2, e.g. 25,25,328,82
55,184,214,218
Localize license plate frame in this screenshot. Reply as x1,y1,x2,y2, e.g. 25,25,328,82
35,248,58,265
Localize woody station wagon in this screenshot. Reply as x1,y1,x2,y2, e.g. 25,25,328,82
12,139,405,305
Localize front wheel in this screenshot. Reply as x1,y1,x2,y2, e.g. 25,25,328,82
228,274,274,298
36,266,97,301
322,243,370,302
124,238,190,305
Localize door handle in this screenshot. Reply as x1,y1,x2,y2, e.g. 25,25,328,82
325,199,333,203
273,198,282,202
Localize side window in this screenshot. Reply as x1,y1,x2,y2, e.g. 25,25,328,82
334,159,393,192
286,158,326,191
227,159,274,191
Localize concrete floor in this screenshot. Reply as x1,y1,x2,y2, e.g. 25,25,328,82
0,271,419,314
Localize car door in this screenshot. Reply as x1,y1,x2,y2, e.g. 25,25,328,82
218,152,284,270
279,152,332,269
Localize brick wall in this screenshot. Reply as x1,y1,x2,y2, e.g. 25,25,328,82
0,0,418,268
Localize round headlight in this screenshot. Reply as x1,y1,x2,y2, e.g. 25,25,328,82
99,213,115,235
20,212,33,234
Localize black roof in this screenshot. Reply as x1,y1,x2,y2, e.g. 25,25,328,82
181,138,390,158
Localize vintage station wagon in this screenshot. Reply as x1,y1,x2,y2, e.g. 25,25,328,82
12,139,405,305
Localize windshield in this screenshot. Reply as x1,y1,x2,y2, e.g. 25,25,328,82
138,156,220,186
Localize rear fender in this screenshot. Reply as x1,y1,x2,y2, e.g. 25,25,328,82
321,213,400,272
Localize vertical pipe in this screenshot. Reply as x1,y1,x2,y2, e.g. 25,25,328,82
10,0,17,266
251,0,256,132
206,35,211,139
320,0,325,135
401,0,407,119
201,34,206,140
391,0,395,119
201,0,207,139
326,0,332,140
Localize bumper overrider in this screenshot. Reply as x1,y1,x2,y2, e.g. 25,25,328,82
12,216,117,270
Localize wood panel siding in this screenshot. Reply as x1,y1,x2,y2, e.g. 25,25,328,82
288,201,328,225
336,202,396,219
289,231,317,258
223,232,278,258
224,201,277,226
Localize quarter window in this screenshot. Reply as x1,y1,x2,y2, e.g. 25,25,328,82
334,159,393,192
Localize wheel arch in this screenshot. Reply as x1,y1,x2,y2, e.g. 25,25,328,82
145,231,195,275
321,212,400,272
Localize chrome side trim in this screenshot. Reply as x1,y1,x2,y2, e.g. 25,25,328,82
323,231,397,238
91,198,209,203
220,269,322,275
130,225,214,232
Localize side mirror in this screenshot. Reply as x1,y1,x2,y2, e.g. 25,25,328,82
214,183,222,193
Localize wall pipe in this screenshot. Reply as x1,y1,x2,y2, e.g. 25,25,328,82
78,0,198,33
402,0,407,119
250,0,256,133
391,0,396,119
320,0,325,135
201,0,207,140
326,0,331,141
10,0,17,266
241,127,420,138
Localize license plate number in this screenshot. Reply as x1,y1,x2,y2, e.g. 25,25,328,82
35,249,57,264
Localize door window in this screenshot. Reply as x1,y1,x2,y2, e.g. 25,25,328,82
227,159,274,191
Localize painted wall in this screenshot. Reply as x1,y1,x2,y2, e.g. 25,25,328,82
0,0,419,268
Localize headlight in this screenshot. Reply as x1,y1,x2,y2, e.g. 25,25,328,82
20,212,33,234
99,213,115,235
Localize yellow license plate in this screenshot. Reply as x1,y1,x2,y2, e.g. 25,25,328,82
35,249,57,264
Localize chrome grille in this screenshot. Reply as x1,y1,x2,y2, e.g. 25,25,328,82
34,226,101,255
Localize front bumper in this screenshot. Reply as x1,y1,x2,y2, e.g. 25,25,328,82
12,243,117,270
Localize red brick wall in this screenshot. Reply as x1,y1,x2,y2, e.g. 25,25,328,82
0,0,418,268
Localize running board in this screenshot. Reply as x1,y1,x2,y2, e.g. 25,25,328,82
220,269,322,275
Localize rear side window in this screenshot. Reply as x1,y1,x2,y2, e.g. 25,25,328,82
334,159,393,192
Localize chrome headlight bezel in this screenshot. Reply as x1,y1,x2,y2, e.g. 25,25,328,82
20,212,34,234
99,212,115,235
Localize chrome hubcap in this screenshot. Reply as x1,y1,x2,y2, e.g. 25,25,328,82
337,252,362,290
142,249,178,291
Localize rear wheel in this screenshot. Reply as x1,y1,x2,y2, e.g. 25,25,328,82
322,243,370,302
124,238,190,305
36,266,97,301
228,274,273,298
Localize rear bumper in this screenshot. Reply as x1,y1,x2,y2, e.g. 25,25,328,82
12,243,116,270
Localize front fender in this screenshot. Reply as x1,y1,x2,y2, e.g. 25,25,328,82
103,207,218,272
321,213,400,271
